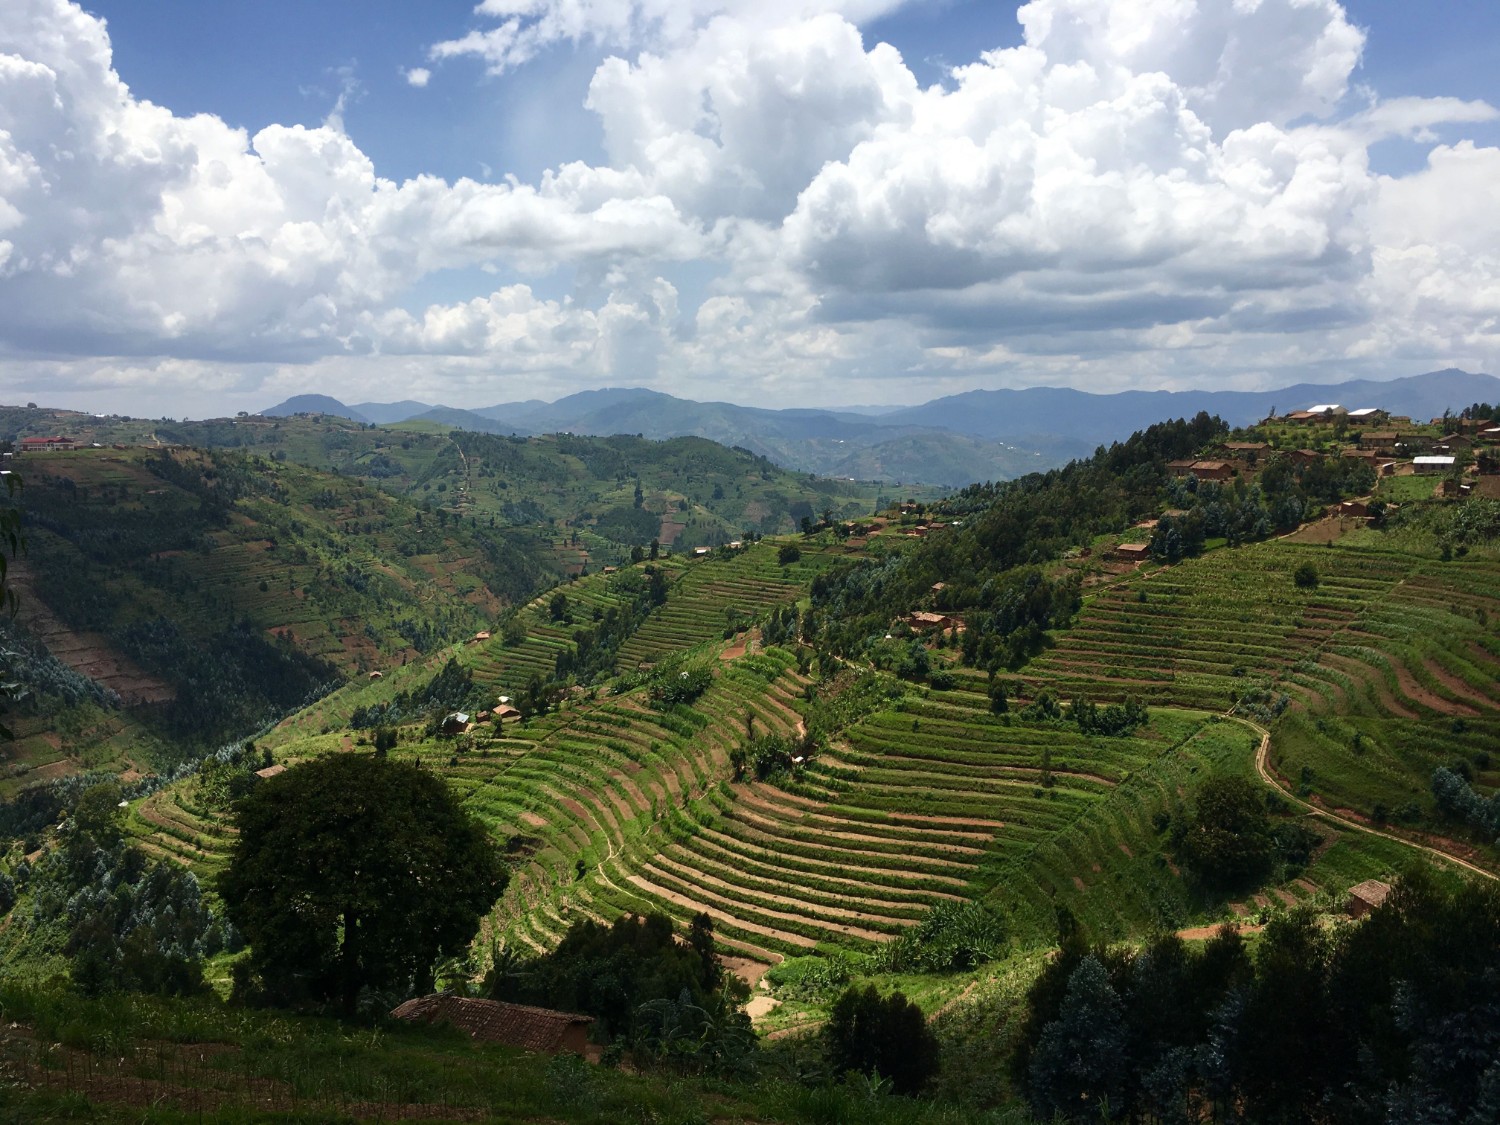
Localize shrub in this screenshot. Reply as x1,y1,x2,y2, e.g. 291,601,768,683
1292,562,1319,589
777,544,801,565
824,985,940,1095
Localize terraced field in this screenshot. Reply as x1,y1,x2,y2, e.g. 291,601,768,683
130,534,1496,979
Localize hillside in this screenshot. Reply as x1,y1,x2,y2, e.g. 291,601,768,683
1,445,554,790
0,410,889,557
122,422,1500,959
3,409,1499,1122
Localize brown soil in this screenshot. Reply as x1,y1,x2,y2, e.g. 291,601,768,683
658,846,923,922
694,825,972,888
1390,658,1480,717
1318,653,1421,719
1072,876,1087,892
1419,657,1495,712
11,565,174,706
1177,922,1264,941
645,858,902,939
625,874,817,948
1118,844,1134,857
730,788,988,852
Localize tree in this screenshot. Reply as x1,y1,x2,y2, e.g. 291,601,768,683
220,754,506,1013
824,985,940,1095
1292,562,1319,589
777,544,801,566
1027,955,1128,1121
1173,776,1275,890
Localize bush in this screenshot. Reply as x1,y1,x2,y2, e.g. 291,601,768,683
777,544,801,565
879,901,1006,973
1292,562,1319,589
824,985,940,1095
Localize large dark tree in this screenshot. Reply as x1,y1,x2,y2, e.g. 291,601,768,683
1172,775,1275,891
220,754,505,1013
824,985,941,1095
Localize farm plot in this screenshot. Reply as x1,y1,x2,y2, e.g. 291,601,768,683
616,544,836,667
1027,544,1411,711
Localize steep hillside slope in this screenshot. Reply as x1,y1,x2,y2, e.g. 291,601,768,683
2,446,554,787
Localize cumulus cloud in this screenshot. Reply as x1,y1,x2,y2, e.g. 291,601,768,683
2,0,1500,410
0,0,700,363
429,0,912,75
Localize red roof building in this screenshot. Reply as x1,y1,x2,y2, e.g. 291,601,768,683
19,436,77,451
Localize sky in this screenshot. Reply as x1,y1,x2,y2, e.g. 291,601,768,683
1,0,1499,417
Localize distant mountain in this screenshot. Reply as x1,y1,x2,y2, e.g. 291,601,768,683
880,369,1500,446
260,394,369,423
259,369,1499,488
403,405,537,435
348,400,436,424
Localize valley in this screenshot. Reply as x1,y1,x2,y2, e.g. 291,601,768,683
2,401,1499,1122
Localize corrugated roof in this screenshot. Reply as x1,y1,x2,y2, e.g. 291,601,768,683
391,995,592,1052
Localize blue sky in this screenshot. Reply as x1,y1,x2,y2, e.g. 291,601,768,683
3,0,1499,415
87,0,1499,179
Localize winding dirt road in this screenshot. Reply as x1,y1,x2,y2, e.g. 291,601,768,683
1230,714,1498,884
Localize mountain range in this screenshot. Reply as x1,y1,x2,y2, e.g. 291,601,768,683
263,368,1500,486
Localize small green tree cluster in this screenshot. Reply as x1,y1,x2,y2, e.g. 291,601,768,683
1071,694,1148,737
1017,873,1500,1124
1170,776,1319,892
24,784,221,997
349,656,481,729
824,985,940,1095
486,913,751,1071
876,901,1007,973
647,664,713,709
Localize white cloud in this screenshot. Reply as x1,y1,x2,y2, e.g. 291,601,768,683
430,0,912,75
0,0,704,364
1,0,1499,413
403,66,432,88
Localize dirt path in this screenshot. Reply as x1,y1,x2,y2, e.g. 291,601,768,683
1234,714,1498,884
1176,922,1265,941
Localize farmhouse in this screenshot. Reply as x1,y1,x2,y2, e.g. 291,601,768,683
1113,543,1150,561
1341,449,1380,465
1187,461,1234,482
1413,455,1456,475
439,712,471,735
391,995,594,1055
1167,459,1199,477
1284,449,1322,466
19,435,78,452
471,631,491,643
1285,411,1318,422
1346,879,1392,919
1329,500,1371,518
494,703,522,720
1346,407,1384,420
906,610,954,631
255,763,286,780
368,670,383,680
1305,404,1345,416
1358,431,1401,451
692,546,711,556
